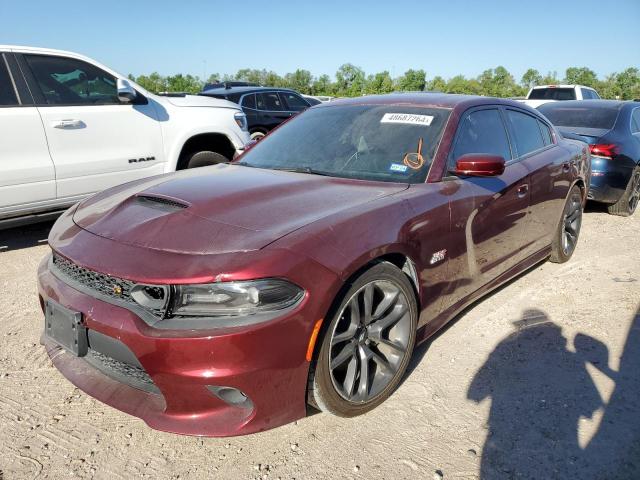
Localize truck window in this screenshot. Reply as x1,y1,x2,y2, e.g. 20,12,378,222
0,55,19,106
528,88,576,101
25,54,118,106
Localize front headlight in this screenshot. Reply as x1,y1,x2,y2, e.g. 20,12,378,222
234,111,248,131
170,279,304,317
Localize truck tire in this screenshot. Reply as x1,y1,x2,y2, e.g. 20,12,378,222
184,151,229,169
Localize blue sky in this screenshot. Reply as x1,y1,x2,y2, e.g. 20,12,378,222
2,0,638,81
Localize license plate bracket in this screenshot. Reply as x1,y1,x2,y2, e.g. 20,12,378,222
45,300,88,357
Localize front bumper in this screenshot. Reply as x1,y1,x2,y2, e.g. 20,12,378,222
37,209,340,436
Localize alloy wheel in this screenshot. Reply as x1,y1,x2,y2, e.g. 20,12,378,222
562,191,583,256
328,280,412,403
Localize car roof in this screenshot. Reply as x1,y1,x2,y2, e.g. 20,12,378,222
318,93,530,110
201,86,298,95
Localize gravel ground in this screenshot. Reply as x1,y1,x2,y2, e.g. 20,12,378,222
0,204,638,480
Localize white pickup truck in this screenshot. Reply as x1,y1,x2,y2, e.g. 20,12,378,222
519,84,601,108
0,45,251,228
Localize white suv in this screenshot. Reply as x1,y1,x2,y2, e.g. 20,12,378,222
0,45,250,227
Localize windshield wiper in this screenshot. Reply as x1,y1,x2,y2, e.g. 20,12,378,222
272,166,334,177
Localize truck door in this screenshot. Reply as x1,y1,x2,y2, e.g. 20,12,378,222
18,53,164,200
0,52,56,216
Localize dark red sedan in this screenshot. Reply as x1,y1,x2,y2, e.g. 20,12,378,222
38,94,590,436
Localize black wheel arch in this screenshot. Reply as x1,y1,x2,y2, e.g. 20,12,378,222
176,133,236,170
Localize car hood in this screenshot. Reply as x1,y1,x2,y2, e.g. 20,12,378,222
159,94,239,110
72,165,408,255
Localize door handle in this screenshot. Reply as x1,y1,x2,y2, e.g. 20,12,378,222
517,184,529,198
53,119,84,129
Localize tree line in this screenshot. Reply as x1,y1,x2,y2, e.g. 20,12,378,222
129,64,640,100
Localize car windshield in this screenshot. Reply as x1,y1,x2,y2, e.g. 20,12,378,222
528,88,576,100
538,105,620,129
237,104,451,183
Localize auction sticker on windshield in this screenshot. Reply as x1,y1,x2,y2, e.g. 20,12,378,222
381,113,434,126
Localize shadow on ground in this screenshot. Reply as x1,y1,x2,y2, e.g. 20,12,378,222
467,307,640,479
0,221,54,252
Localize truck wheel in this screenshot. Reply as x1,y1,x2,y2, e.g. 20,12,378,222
607,166,640,217
250,131,265,141
184,151,229,169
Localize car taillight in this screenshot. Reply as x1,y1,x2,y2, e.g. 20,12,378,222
589,144,619,159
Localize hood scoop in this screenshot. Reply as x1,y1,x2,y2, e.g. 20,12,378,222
135,195,189,212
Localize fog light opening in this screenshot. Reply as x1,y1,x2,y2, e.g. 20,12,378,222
207,385,254,410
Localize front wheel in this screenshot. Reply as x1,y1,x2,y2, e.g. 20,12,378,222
308,262,417,417
607,166,640,217
184,151,229,169
550,185,583,264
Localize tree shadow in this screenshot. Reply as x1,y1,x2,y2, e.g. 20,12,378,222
467,307,640,479
0,221,54,252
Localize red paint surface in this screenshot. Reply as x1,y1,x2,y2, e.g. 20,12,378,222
38,94,590,436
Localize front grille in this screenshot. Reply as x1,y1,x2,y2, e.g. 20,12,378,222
52,253,135,305
85,349,160,394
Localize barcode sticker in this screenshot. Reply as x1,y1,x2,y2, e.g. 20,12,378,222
381,113,434,126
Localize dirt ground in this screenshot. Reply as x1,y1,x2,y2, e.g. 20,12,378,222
0,204,638,480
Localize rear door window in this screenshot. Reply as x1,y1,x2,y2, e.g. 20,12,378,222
506,110,545,156
241,93,256,109
451,108,512,163
25,54,118,105
538,120,554,145
256,92,284,111
0,55,19,106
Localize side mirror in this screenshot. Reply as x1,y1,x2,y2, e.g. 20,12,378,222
117,78,137,103
451,153,505,177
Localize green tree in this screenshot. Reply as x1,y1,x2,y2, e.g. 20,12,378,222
335,63,365,97
132,72,167,93
312,74,333,96
365,71,394,94
428,75,447,92
396,69,426,91
521,68,542,89
165,74,203,93
564,67,598,87
284,69,313,94
614,68,640,99
541,71,560,84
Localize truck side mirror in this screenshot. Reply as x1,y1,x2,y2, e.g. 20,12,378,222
117,78,137,103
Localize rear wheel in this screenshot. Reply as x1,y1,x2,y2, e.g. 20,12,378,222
607,166,640,217
308,262,417,417
550,185,583,264
250,130,266,141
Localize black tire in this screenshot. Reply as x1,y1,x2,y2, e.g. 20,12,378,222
607,166,640,217
550,185,583,264
184,151,229,169
308,262,417,417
